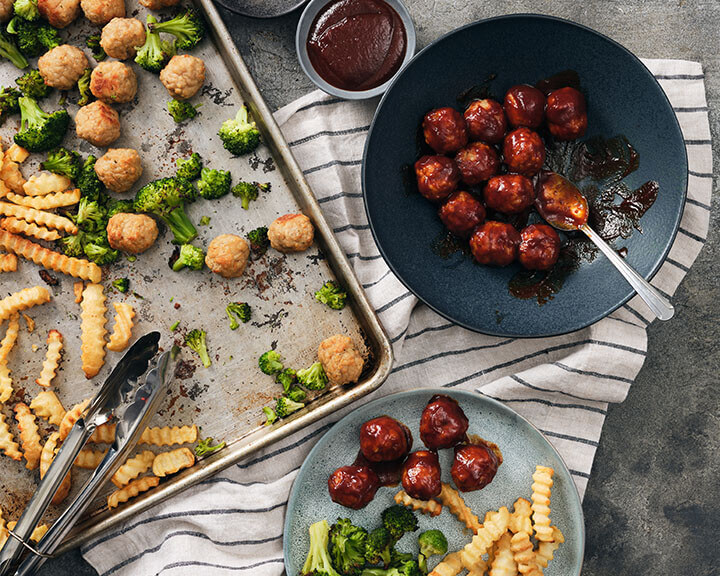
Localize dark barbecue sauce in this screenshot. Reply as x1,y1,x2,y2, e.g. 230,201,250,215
353,449,405,486
307,0,407,91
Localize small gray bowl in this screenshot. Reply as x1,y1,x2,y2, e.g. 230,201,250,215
295,0,416,100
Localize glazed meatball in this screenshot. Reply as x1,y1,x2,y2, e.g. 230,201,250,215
38,45,88,91
451,442,500,492
268,213,314,253
438,190,485,237
401,450,442,500
518,224,561,271
414,155,460,203
454,142,500,186
100,17,145,60
90,61,137,104
80,0,124,25
469,221,520,267
159,55,205,100
0,0,12,22
463,99,506,144
504,85,546,128
95,148,142,193
423,107,468,154
205,234,250,278
419,394,469,450
328,465,379,509
139,0,179,9
318,334,364,385
483,174,535,214
360,416,412,462
75,101,121,147
503,128,546,176
107,213,158,254
546,87,587,141
38,0,80,28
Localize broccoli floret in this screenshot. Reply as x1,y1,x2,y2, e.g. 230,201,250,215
417,530,448,574
185,328,211,368
225,302,250,330
75,197,106,230
285,385,306,403
297,362,328,391
106,198,134,219
86,34,106,61
258,350,282,375
59,232,84,258
84,242,119,265
199,215,210,226
194,436,225,457
15,69,49,99
197,167,231,200
134,177,198,244
8,18,59,56
315,281,347,310
77,155,104,201
381,506,418,542
112,278,130,293
0,87,21,124
36,21,60,50
275,395,304,418
40,147,80,181
246,226,269,257
365,527,393,568
14,96,69,152
171,243,204,271
263,406,277,426
135,15,175,73
389,551,413,568
361,561,422,576
231,181,268,210
13,0,39,21
148,8,204,51
275,368,296,392
218,105,261,156
168,98,200,123
0,30,27,69
175,152,202,181
302,520,342,576
77,68,92,106
329,518,368,576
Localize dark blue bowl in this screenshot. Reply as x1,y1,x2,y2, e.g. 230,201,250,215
362,14,687,337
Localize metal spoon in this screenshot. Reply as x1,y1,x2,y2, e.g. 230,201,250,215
535,171,674,321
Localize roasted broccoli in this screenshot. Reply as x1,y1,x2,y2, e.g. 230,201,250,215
8,18,59,56
225,302,250,330
106,198,134,219
218,105,260,156
0,31,28,69
315,281,347,310
77,155,104,201
59,231,85,258
13,0,39,21
176,152,202,181
302,520,342,576
86,34,106,61
194,436,225,457
75,197,106,230
40,147,80,181
275,368,296,392
14,96,69,152
135,15,176,73
263,406,277,426
247,226,269,256
168,98,200,122
275,396,304,418
365,527,393,568
285,385,306,403
329,518,368,576
185,328,211,368
258,350,282,375
171,243,204,271
417,530,447,574
112,278,130,293
148,8,204,51
381,506,418,542
0,87,21,124
231,180,268,210
15,69,49,99
361,560,422,576
84,241,119,265
199,215,210,226
297,362,328,391
77,68,92,106
197,167,231,200
134,177,198,244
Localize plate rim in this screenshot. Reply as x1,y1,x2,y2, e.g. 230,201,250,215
361,13,688,338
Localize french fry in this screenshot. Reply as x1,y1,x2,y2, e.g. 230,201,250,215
73,281,84,303
0,202,77,235
0,253,16,272
0,180,7,199
152,447,195,478
430,551,464,576
74,448,107,469
59,398,90,441
40,432,71,505
112,450,156,487
30,390,65,426
489,533,518,576
531,466,554,542
0,229,102,283
89,422,115,444
22,313,33,333
0,413,21,461
0,314,19,364
36,329,63,387
140,425,197,446
0,286,51,323
458,507,510,571
107,475,160,510
509,498,533,535
394,490,443,517
5,145,29,164
23,173,71,196
6,189,80,210
13,403,41,470
106,302,135,352
536,527,564,568
0,506,7,549
0,365,12,404
0,161,25,193
437,483,481,533
6,521,48,542
510,532,542,576
80,283,107,379
1,217,62,243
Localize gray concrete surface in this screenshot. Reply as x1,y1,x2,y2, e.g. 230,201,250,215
40,1,719,574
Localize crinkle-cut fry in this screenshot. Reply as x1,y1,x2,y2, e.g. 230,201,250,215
467,565,488,576
0,507,7,550
509,498,533,535
510,532,542,576
107,302,135,352
0,181,7,199
140,425,198,447
40,432,71,505
459,507,511,571
0,365,12,404
536,527,564,569
112,450,156,487
0,230,101,283
89,422,115,444
531,466,554,542
0,161,25,193
0,253,16,272
1,217,62,242
73,281,84,303
0,413,21,461
23,173,71,196
5,521,48,542
6,189,80,210
437,483,481,533
36,329,63,387
152,447,195,478
59,398,90,441
14,403,41,470
429,551,464,576
80,283,107,379
0,202,77,235
0,286,50,324
30,390,65,426
0,313,19,365
489,533,518,576
5,145,28,164
394,490,443,517
108,475,160,510
22,313,33,333
75,448,107,469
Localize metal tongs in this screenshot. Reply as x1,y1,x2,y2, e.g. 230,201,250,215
0,331,175,576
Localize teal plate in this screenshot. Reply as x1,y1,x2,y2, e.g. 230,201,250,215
284,389,584,575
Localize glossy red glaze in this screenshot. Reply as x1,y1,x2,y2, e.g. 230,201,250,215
503,128,546,176
328,465,380,509
546,87,587,141
451,443,499,492
401,450,442,500
359,416,412,462
454,141,500,186
504,84,546,128
483,174,535,214
423,107,469,154
414,155,460,202
438,191,486,237
518,224,561,270
469,221,520,267
535,171,589,230
463,98,507,144
419,394,470,450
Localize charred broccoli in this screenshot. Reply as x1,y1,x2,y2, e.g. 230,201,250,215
84,241,119,265
14,96,70,152
275,396,304,418
258,350,282,375
381,506,418,542
329,518,368,576
112,278,130,293
302,520,342,576
13,0,39,21
77,68,92,106
15,69,49,99
171,243,204,271
176,152,202,181
8,18,59,56
75,197,106,230
185,328,211,368
135,15,175,73
285,385,306,403
275,368,296,392
197,167,231,200
86,34,106,61
218,105,260,156
0,30,28,69
262,406,277,426
297,362,328,391
315,281,347,310
361,560,422,576
77,155,104,201
0,87,20,124
365,528,393,568
41,147,80,181
134,177,198,244
167,98,200,122
59,232,85,258
232,180,268,210
225,302,250,330
247,226,269,256
417,530,447,574
106,198,134,219
148,8,204,51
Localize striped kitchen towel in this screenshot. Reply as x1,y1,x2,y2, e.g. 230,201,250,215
82,59,712,576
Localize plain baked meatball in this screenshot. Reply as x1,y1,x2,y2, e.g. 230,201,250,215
451,442,500,492
90,61,137,104
455,141,500,186
463,99,506,144
205,234,250,278
0,0,12,22
546,87,587,141
75,101,121,147
360,416,412,462
483,174,535,214
422,107,468,154
159,55,205,100
503,128,546,176
107,213,158,254
80,0,124,25
328,465,379,509
318,334,364,385
438,191,485,237
268,213,314,253
504,85,546,128
518,224,561,271
100,17,145,60
95,148,142,193
414,155,460,203
38,45,88,91
38,0,80,28
401,450,442,500
469,221,520,267
419,394,469,450
139,0,179,9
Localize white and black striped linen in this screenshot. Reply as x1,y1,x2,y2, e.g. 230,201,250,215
82,59,712,576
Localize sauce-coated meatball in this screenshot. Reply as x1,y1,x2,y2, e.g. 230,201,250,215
414,155,460,203
38,0,80,28
268,213,314,253
205,234,250,278
139,0,179,9
95,148,142,193
38,45,88,91
90,61,137,104
75,101,121,147
518,224,561,271
107,213,158,254
159,55,205,100
360,416,412,462
451,442,499,492
100,17,145,60
504,85,546,128
80,0,124,25
463,99,507,144
401,450,442,500
438,190,485,237
546,87,587,141
483,174,535,214
419,394,469,450
469,221,520,267
422,107,468,154
328,465,379,509
454,142,499,186
0,0,12,22
318,334,364,385
503,128,546,176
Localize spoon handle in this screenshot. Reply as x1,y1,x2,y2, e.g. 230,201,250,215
579,224,675,321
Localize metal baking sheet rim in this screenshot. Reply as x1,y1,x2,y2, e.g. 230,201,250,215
54,0,394,553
